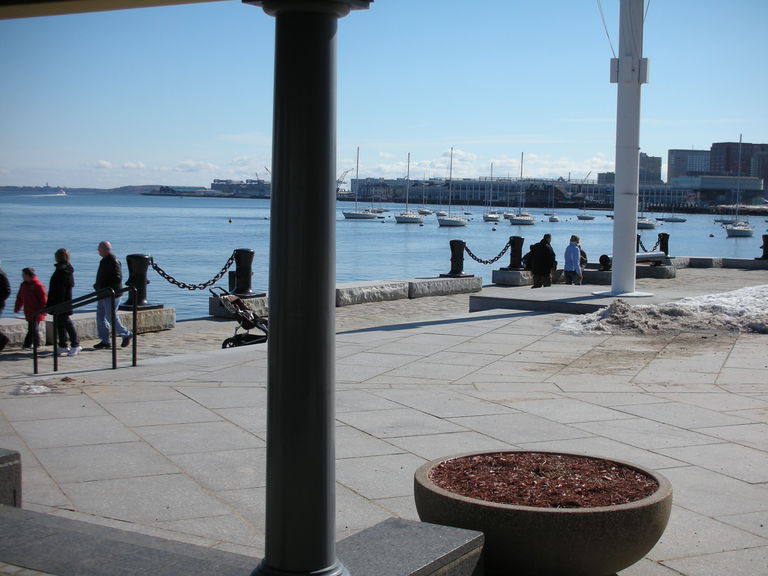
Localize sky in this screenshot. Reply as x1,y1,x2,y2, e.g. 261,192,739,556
1,0,766,189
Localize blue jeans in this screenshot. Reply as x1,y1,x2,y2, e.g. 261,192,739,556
96,295,130,343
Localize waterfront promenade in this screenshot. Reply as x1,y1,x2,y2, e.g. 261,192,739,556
1,267,767,575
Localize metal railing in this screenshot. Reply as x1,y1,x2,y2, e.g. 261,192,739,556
32,286,137,374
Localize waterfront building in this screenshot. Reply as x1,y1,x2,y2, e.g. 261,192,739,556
710,141,768,182
211,178,271,198
639,152,663,184
667,149,710,180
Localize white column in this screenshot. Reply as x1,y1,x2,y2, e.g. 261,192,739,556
608,0,649,295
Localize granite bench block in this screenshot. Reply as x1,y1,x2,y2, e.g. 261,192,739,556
408,277,483,299
336,281,409,307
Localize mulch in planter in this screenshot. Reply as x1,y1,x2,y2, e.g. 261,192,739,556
429,452,659,508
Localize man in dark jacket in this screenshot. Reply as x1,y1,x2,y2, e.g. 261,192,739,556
93,241,132,349
529,234,557,288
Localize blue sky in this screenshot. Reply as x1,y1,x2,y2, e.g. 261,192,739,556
1,0,765,189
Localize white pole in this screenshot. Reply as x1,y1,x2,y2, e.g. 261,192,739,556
609,0,648,295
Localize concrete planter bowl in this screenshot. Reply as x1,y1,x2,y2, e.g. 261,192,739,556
414,451,672,576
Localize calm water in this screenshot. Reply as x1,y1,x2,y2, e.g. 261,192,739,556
1,191,765,320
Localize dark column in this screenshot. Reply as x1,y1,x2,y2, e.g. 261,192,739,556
507,236,524,269
245,3,371,576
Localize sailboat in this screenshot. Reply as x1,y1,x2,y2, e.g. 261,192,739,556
575,171,596,220
342,147,377,220
437,147,468,227
546,187,559,222
395,153,423,224
482,162,501,222
507,152,535,225
418,176,433,215
725,135,754,238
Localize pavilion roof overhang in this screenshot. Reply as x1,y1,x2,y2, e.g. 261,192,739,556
0,0,227,20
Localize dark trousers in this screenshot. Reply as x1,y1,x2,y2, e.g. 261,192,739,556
55,314,80,348
532,272,552,288
24,320,41,348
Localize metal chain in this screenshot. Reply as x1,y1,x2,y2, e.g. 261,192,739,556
637,238,661,254
150,252,236,291
464,240,511,265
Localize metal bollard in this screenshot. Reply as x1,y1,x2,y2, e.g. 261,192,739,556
124,254,152,307
507,236,525,269
658,232,670,256
443,239,465,277
636,234,641,253
760,234,768,260
232,248,255,295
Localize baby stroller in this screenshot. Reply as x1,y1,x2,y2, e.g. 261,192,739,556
209,287,269,348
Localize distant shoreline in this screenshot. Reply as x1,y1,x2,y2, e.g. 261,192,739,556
2,185,767,216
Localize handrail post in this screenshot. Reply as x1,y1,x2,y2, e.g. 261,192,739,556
52,315,58,373
131,287,138,367
110,289,117,370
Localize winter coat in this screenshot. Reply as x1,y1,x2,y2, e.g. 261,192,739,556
94,253,122,292
49,262,75,316
14,275,47,322
529,241,557,275
564,242,582,275
0,268,10,313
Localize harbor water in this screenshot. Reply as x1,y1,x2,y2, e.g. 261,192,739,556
1,191,765,320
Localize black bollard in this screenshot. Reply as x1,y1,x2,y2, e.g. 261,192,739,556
441,239,466,277
760,234,768,260
124,254,153,308
636,234,641,253
599,254,612,271
507,236,525,269
232,248,255,296
658,232,670,256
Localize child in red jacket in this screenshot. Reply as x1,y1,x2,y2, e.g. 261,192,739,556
14,267,47,349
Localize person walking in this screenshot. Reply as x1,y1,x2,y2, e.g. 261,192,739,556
563,235,583,285
0,263,10,351
48,248,82,356
93,241,132,349
14,267,47,349
529,234,557,288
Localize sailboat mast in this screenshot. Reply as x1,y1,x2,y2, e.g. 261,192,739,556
354,146,360,210
448,146,454,214
405,152,410,210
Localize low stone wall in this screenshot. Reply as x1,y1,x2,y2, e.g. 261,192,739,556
336,281,409,307
0,309,175,348
208,277,484,317
493,264,675,286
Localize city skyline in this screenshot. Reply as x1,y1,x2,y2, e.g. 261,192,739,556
1,0,766,189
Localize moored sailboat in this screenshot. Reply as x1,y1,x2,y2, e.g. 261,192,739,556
482,162,501,222
437,147,468,227
395,153,423,224
342,147,378,220
507,152,535,226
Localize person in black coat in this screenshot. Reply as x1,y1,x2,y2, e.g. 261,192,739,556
0,264,10,351
48,248,81,356
529,233,557,288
